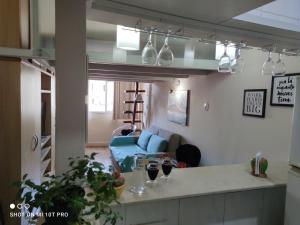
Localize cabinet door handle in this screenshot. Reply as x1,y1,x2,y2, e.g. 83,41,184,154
31,135,38,152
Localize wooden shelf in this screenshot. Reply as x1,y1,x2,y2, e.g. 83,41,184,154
125,90,145,93
41,146,51,161
124,110,143,114
123,120,142,123
41,73,51,91
41,90,51,94
41,159,51,176
124,100,144,104
41,135,51,148
40,72,55,178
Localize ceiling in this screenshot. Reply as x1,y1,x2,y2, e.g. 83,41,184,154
37,0,216,59
90,0,300,49
38,0,300,50
105,0,272,24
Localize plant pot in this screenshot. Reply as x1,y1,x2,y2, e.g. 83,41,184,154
114,184,126,198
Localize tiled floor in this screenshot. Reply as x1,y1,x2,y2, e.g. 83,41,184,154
85,147,113,170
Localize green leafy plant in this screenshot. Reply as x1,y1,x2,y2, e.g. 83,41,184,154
15,153,121,225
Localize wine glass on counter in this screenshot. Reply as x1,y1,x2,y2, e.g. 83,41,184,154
161,159,173,180
146,162,159,185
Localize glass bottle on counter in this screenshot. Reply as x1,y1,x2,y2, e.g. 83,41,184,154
129,154,147,195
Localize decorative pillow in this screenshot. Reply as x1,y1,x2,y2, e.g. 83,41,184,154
147,135,167,154
137,130,153,150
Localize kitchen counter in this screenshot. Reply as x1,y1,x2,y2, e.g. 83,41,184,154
118,161,289,205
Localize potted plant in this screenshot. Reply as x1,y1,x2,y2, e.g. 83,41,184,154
15,153,121,225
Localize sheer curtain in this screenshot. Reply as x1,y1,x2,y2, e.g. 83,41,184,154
113,81,135,120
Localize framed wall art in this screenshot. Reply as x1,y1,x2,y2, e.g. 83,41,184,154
270,74,298,107
167,90,190,126
243,89,267,118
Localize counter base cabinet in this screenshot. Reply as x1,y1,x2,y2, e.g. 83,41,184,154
180,194,225,225
125,200,179,225
98,187,286,225
224,190,264,225
178,188,285,225
262,187,286,225
224,188,286,225
91,205,125,225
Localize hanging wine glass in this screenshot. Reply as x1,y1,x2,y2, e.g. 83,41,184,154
231,47,245,74
157,33,174,67
261,51,275,76
274,53,286,76
142,30,157,65
218,42,231,73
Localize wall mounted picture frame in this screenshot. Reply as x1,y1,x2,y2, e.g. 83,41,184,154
243,89,267,118
270,74,298,107
167,90,190,126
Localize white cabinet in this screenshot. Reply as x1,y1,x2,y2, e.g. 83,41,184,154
290,77,300,168
224,190,264,225
285,169,300,225
0,59,45,225
179,194,225,225
20,63,42,186
262,187,286,225
125,200,179,225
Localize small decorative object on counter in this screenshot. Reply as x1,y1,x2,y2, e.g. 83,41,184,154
113,171,126,198
251,152,268,178
177,162,187,168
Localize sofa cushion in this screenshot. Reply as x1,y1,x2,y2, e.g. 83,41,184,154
110,136,138,146
147,135,167,153
158,128,181,152
137,130,153,150
110,144,147,162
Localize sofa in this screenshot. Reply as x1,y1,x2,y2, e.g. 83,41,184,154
109,126,181,171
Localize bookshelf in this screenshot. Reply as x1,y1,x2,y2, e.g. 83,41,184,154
41,73,55,178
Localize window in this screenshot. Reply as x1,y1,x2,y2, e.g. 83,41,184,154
88,80,114,112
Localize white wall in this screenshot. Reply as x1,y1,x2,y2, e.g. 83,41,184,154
151,49,300,166
87,112,123,146
55,0,86,174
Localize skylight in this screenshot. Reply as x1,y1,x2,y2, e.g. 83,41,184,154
234,0,300,32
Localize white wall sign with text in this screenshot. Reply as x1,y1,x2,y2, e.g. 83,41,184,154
271,75,297,107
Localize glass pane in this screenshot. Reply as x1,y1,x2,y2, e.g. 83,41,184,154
88,80,106,112
106,81,114,112
215,41,236,60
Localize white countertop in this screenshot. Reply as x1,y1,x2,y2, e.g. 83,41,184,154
118,161,289,205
